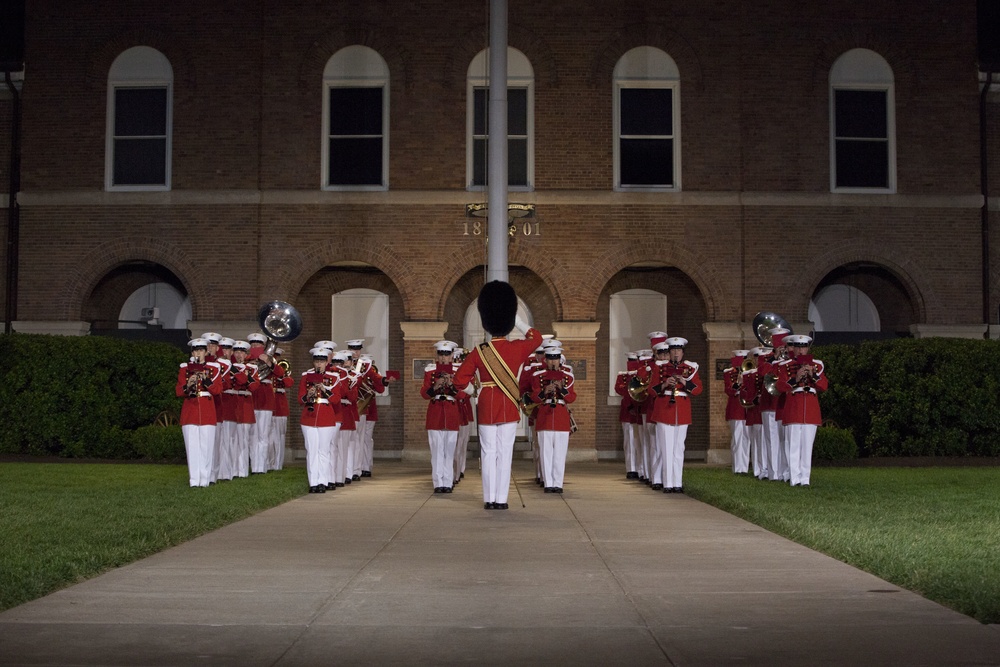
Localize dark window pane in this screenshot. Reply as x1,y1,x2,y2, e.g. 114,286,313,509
329,137,382,185
835,139,888,188
621,88,672,136
472,138,486,185
113,138,166,185
620,138,673,186
329,87,383,136
835,90,887,138
509,138,527,185
473,88,488,135
509,88,527,135
115,88,166,136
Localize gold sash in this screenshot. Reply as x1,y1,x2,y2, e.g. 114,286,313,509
478,340,521,409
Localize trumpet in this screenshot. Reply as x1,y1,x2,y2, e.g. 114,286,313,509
184,367,210,397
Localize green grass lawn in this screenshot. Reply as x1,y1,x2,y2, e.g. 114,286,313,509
0,462,307,612
683,466,1000,624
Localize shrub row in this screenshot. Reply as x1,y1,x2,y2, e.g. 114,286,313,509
0,334,187,459
815,338,1000,458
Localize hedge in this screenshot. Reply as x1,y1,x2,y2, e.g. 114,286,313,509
0,333,186,458
814,338,1000,458
813,426,858,461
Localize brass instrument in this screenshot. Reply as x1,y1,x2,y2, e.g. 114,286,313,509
353,358,378,414
751,311,793,396
627,374,651,403
184,365,210,397
520,391,537,416
249,300,303,380
276,359,290,374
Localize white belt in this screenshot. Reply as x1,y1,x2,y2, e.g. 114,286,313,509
262,379,272,385
223,389,237,395
792,388,817,394
197,391,212,398
276,389,286,394
238,391,252,396
542,399,567,406
341,399,353,405
314,398,329,404
433,395,456,402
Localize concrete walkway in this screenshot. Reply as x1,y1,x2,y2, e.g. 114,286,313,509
2,461,998,666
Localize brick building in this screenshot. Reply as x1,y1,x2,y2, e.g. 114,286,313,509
2,1,998,464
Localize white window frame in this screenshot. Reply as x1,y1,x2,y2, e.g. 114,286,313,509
608,289,667,399
613,47,681,192
466,47,534,192
105,46,172,192
829,49,896,194
322,46,390,191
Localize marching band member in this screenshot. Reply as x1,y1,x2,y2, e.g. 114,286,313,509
740,346,767,479
176,338,222,487
347,340,393,479
200,332,224,484
520,344,545,485
300,347,341,493
724,349,750,474
230,341,259,478
453,281,542,510
531,346,577,494
648,337,702,493
247,333,273,474
270,348,293,470
331,350,361,486
214,337,235,481
776,335,828,486
614,351,641,480
421,341,461,493
452,347,472,484
636,349,654,484
637,333,667,489
760,327,790,481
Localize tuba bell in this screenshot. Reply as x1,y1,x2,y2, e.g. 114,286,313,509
627,374,651,403
251,300,303,380
751,311,792,396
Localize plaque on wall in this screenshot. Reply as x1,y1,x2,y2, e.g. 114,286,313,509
413,359,433,380
564,359,586,380
715,359,729,380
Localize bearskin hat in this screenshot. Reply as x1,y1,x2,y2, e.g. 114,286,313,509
478,280,517,337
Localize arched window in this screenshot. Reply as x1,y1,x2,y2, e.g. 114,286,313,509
608,289,667,396
467,47,534,190
809,284,881,332
331,288,390,372
106,46,172,190
323,46,389,190
830,48,896,192
613,47,681,191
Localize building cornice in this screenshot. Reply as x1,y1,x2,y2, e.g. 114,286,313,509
16,189,985,210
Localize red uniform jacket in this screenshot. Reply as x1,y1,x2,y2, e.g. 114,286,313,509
776,356,828,425
359,365,386,421
231,363,260,424
646,360,703,425
250,363,286,412
421,363,461,431
273,371,293,418
755,356,778,412
614,370,642,424
531,368,577,432
723,366,747,421
299,370,348,428
519,359,542,426
454,329,543,425
176,362,222,426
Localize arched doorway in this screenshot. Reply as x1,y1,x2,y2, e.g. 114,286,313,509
84,261,190,347
809,262,915,344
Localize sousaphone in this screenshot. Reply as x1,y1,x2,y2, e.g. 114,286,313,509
751,311,792,396
251,300,303,379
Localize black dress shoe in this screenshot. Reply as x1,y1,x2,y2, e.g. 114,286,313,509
459,472,464,479
361,470,372,477
344,478,352,485
326,483,336,490
444,486,453,493
554,487,563,494
544,487,553,493
308,486,316,493
317,486,326,493
434,487,442,493
484,502,495,510
352,474,360,481
335,482,344,488
663,487,672,493
676,487,684,494
651,483,663,491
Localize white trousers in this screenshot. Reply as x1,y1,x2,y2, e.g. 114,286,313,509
785,423,817,486
622,422,637,474
234,422,252,477
358,415,375,473
729,419,750,473
302,425,335,487
655,422,688,489
633,423,646,478
761,411,785,481
537,430,568,489
332,427,354,484
217,420,235,481
748,423,764,478
646,420,661,485
251,410,272,473
455,423,470,479
428,430,457,488
478,422,517,504
182,423,216,487
270,415,287,471
210,421,223,483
